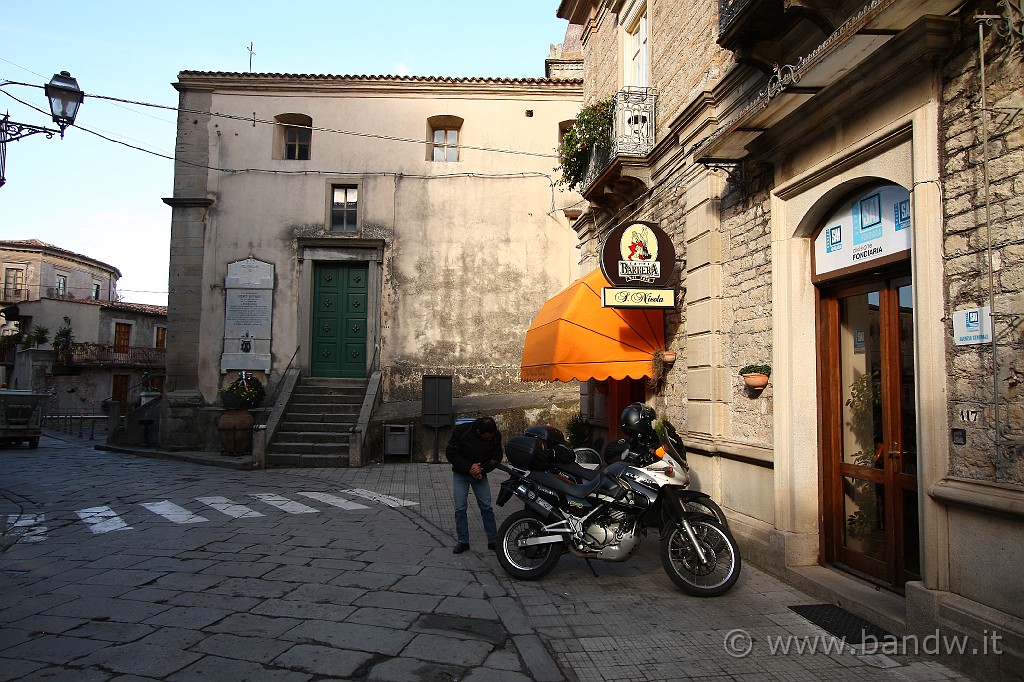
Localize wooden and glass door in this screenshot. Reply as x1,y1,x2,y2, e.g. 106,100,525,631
819,274,920,589
311,263,367,378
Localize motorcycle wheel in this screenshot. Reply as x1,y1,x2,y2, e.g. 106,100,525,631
496,509,561,581
684,498,729,529
659,518,741,597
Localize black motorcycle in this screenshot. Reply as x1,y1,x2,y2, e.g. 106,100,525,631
493,405,741,597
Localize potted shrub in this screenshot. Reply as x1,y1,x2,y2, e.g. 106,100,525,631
557,97,614,191
738,364,771,390
216,372,265,455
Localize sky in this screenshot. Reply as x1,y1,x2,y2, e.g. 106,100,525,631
1,1,572,306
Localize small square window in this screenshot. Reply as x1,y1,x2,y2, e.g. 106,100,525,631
432,128,459,162
331,185,358,232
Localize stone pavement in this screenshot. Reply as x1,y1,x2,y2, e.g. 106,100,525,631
0,432,978,681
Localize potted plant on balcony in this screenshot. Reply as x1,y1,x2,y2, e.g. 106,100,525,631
557,97,613,191
738,364,771,390
52,325,74,365
216,371,265,455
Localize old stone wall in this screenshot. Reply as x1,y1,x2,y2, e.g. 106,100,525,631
941,4,1024,485
719,181,774,446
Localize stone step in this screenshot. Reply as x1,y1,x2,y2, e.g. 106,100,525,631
270,431,351,444
276,420,355,433
265,452,351,468
289,395,362,407
266,440,349,455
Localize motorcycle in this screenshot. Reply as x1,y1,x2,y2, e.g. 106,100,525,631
493,404,741,597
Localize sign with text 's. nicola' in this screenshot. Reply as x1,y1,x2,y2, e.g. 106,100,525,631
599,221,676,308
814,184,911,277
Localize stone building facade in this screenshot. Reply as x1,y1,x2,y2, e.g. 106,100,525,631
161,71,584,457
555,0,1022,677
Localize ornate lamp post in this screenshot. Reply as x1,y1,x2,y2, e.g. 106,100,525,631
1,71,84,188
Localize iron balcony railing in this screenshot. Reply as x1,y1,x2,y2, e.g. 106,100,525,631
2,287,28,303
69,342,166,368
718,0,754,37
583,87,656,190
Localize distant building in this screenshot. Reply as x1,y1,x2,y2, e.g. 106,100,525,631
1,239,166,416
162,68,584,461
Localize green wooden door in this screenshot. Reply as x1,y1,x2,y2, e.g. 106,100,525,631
311,263,368,378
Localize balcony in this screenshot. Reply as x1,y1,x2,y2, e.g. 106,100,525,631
2,288,28,304
69,342,166,369
582,87,656,207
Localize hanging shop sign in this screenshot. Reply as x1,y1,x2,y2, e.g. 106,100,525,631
600,221,676,308
813,184,911,278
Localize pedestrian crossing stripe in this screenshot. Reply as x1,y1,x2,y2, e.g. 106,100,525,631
138,500,209,524
3,489,419,543
77,506,132,534
342,488,419,508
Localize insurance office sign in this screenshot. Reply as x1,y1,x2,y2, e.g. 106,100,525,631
599,221,676,308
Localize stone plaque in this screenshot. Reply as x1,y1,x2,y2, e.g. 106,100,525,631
221,258,273,373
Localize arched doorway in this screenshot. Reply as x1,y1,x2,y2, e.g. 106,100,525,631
813,183,921,590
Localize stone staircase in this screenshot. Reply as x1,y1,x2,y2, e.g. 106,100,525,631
265,377,365,467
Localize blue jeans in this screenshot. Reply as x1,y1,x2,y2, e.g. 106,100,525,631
453,472,497,545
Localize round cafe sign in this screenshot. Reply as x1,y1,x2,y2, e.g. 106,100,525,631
600,221,675,288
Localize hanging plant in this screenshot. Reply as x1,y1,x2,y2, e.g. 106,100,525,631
557,97,614,191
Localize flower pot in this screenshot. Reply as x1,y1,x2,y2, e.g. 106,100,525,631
217,408,254,455
742,373,770,390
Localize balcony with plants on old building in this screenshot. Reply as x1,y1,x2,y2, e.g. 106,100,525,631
558,87,656,217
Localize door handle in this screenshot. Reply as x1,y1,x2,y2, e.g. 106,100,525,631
889,442,901,460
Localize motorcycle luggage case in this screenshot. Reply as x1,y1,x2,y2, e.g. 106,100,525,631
506,435,549,470
524,425,565,446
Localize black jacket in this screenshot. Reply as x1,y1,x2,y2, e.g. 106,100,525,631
445,421,503,476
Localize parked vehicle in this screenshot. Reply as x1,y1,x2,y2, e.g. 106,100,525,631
0,389,48,449
494,404,740,597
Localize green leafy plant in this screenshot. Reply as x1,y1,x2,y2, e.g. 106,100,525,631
557,97,614,191
21,325,50,350
53,325,75,365
218,372,265,410
738,364,771,376
565,411,589,448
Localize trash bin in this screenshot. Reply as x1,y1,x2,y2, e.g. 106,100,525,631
383,424,413,461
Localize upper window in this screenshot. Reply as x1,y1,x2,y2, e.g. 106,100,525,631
3,268,26,302
155,326,167,349
426,115,463,162
331,185,358,232
92,282,101,300
625,4,649,88
55,275,67,297
114,322,132,353
274,113,312,160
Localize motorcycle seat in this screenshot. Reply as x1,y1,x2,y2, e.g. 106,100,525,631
527,469,604,498
548,461,601,481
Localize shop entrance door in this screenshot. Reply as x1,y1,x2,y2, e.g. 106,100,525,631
819,274,920,589
311,263,367,378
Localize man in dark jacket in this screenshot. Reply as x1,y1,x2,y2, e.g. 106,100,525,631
445,416,502,554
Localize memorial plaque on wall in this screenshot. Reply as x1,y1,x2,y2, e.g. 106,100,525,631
221,257,274,372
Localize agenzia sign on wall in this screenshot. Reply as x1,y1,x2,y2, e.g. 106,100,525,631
600,221,676,308
814,184,911,279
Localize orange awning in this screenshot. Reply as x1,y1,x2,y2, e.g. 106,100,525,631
520,269,665,383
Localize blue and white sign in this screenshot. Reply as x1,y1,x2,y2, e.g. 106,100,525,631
952,307,992,346
814,184,912,276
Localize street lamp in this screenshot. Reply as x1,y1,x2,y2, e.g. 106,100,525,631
0,71,84,188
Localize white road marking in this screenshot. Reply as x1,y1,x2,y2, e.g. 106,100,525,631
76,506,132,533
196,496,265,518
250,493,319,514
341,488,418,507
5,514,47,542
138,501,208,524
296,491,368,510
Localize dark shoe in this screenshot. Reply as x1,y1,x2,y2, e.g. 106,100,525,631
453,543,470,554
487,542,496,551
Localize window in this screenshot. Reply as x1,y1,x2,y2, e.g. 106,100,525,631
625,4,649,88
330,185,358,232
426,115,464,162
92,283,101,300
114,322,132,353
56,275,67,297
274,113,312,160
154,326,167,349
3,268,26,302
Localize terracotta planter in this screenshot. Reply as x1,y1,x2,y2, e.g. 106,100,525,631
741,373,770,390
217,409,254,455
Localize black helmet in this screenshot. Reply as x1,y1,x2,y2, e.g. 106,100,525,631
620,402,657,441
